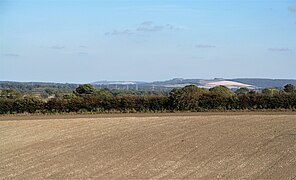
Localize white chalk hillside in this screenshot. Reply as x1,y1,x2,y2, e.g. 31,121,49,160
200,80,254,89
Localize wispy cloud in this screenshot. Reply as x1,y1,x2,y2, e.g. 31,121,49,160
79,45,87,48
165,24,184,31
105,29,133,36
105,21,184,36
268,48,291,52
288,6,296,13
3,53,19,57
141,21,154,26
137,21,183,32
195,44,216,48
50,45,65,50
137,25,164,32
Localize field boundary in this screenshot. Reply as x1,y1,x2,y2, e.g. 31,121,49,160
1,111,296,121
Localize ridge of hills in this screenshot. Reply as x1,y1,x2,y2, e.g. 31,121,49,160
92,78,296,89
1,78,296,92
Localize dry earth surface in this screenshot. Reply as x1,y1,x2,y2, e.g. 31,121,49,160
1,113,296,179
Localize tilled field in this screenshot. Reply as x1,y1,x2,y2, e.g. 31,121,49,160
1,114,296,179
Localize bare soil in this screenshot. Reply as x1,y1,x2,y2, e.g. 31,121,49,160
1,114,296,179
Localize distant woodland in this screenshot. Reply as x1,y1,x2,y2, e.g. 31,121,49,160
0,83,296,114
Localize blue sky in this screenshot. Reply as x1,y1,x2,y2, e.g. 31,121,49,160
0,0,296,83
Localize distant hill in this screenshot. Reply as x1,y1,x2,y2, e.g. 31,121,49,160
229,79,296,89
1,78,296,92
91,78,296,90
91,78,255,90
92,81,146,85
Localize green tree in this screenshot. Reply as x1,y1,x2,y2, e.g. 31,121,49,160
235,87,249,95
95,89,113,98
169,85,208,111
262,88,279,95
75,84,95,95
209,86,232,96
13,96,44,113
0,89,22,99
284,84,295,93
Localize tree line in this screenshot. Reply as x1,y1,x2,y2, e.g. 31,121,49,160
0,84,296,114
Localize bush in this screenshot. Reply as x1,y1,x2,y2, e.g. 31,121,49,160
0,99,14,114
13,97,45,113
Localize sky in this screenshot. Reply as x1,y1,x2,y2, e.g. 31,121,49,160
0,0,296,83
